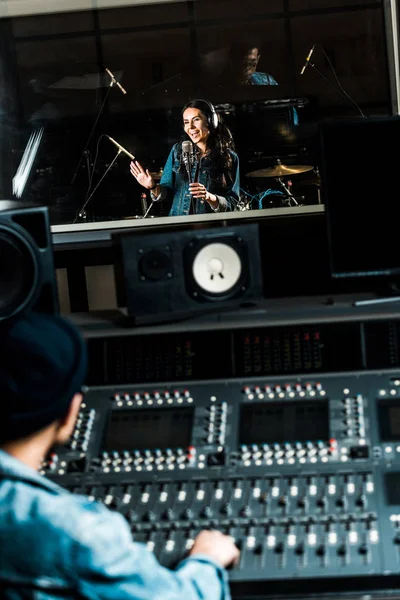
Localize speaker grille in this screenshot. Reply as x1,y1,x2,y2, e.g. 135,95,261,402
0,222,39,319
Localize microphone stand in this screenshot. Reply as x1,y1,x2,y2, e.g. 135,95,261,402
143,185,163,219
143,199,155,218
184,157,192,184
74,149,121,222
305,61,365,118
70,78,115,187
183,152,194,213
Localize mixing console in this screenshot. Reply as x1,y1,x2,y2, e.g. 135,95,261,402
43,371,400,590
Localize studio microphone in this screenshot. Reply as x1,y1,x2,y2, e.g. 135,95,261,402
182,140,193,162
105,67,127,95
106,136,135,160
300,44,316,75
182,140,193,183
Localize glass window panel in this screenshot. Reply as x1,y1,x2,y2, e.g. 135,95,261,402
15,36,99,120
12,10,93,36
291,8,389,112
0,0,394,229
290,0,378,10
98,1,189,28
101,27,192,111
195,19,292,101
194,0,284,21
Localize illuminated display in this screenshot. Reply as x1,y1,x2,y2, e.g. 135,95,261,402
239,400,330,445
103,407,194,451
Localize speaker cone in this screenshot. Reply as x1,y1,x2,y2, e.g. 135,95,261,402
192,242,242,296
0,221,39,319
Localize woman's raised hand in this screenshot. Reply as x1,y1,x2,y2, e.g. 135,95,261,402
130,160,155,190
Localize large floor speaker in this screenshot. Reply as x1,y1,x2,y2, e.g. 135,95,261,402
0,200,58,320
113,223,263,325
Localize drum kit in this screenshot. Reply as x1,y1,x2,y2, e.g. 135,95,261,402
244,159,321,210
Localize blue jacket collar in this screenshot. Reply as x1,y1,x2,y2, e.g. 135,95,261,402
0,449,63,494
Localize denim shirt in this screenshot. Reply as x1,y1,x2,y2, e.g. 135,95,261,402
0,450,231,600
249,72,278,86
153,143,240,217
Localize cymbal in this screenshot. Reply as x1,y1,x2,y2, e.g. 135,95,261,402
246,164,314,178
149,170,163,180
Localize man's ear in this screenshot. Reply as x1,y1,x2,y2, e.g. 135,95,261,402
55,393,82,444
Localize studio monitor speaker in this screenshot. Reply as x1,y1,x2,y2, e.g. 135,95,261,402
0,200,58,321
113,223,263,325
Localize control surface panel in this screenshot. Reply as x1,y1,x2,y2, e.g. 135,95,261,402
43,372,400,590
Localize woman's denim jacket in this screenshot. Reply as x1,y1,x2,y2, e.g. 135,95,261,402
152,143,240,217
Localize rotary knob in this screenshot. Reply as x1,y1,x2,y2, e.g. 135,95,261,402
201,506,213,518
221,503,233,517
181,508,194,520
163,509,175,521
143,510,156,522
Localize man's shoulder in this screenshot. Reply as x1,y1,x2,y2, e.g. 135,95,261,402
0,477,123,542
250,71,278,85
0,477,136,585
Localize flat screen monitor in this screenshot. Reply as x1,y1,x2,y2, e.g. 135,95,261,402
320,116,400,278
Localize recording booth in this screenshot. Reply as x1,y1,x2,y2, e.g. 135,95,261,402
2,0,400,599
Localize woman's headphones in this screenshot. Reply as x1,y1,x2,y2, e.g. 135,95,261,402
183,99,219,130
199,99,219,130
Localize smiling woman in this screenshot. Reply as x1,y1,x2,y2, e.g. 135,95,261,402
129,98,240,216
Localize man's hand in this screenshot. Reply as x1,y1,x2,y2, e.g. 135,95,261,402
189,530,240,568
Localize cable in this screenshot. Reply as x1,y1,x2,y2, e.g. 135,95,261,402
254,189,284,210
70,84,114,185
73,134,108,223
316,44,366,118
84,133,108,203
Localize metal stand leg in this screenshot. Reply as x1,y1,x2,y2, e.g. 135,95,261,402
140,192,148,216
143,201,155,218
276,177,299,206
74,150,121,222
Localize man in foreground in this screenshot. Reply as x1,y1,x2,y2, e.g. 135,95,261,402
0,311,239,599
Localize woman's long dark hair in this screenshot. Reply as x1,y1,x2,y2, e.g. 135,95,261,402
181,99,236,173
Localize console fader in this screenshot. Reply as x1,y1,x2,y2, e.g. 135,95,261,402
43,372,400,588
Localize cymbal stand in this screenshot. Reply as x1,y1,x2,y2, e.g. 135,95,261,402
275,177,299,206
74,149,121,222
314,167,322,204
